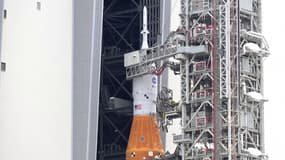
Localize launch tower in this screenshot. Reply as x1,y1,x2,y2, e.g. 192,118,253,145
124,0,269,159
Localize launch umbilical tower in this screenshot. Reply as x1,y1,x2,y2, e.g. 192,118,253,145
124,0,269,159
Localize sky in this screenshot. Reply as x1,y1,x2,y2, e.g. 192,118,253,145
167,0,285,159
263,0,285,159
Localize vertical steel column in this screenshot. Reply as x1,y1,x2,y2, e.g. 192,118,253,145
180,1,188,159
225,1,232,159
180,58,186,160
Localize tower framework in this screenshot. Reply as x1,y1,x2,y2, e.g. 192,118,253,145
124,0,269,159
174,0,269,159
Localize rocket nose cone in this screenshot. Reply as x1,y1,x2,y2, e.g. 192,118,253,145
143,6,147,25
143,6,147,13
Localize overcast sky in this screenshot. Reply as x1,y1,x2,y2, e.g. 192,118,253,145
263,0,285,159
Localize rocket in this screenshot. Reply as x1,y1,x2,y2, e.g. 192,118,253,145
126,6,164,160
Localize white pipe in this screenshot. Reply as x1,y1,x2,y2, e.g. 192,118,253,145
186,58,190,104
225,1,232,159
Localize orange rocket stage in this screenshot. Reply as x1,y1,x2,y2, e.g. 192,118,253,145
125,73,164,159
126,115,164,160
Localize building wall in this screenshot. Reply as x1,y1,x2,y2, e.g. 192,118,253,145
73,0,103,160
0,0,72,160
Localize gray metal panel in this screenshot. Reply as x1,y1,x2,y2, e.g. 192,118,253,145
73,0,103,160
240,0,253,12
176,46,209,55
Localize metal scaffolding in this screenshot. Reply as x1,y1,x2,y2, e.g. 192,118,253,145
123,0,269,159
172,0,269,159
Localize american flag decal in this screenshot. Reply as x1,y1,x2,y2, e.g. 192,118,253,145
135,104,142,110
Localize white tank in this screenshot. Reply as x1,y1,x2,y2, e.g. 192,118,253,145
133,74,158,115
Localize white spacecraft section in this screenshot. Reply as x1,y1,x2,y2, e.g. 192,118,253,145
133,74,158,115
0,1,72,160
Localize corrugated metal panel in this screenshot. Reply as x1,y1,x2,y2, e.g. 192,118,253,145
242,57,251,73
240,111,254,129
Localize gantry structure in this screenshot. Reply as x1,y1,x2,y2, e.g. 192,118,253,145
124,0,269,160
173,0,269,159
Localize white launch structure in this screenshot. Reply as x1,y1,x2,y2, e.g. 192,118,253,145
124,0,270,159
